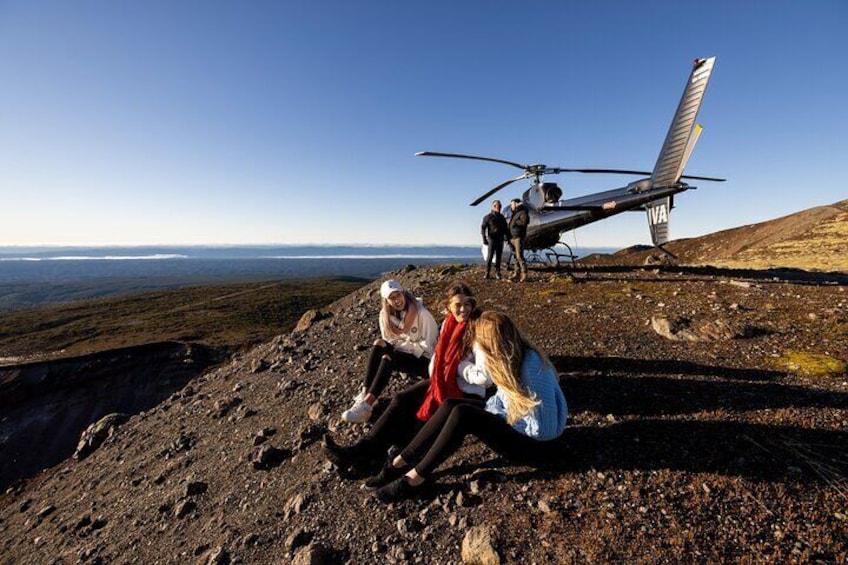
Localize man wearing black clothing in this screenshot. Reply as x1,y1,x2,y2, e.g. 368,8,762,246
508,198,529,282
480,200,509,279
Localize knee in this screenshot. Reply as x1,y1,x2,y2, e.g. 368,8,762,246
374,339,387,348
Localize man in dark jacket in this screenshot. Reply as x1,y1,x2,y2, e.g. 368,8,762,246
481,200,509,279
508,198,529,282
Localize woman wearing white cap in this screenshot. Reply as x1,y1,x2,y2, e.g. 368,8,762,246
341,279,438,423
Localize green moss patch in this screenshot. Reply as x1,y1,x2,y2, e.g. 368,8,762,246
776,350,847,378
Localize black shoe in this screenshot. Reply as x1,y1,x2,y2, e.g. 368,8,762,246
322,434,370,469
364,459,407,489
484,273,491,279
375,476,421,503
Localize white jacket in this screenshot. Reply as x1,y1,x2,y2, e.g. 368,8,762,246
378,298,438,359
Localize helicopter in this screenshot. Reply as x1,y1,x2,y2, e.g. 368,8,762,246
416,57,725,265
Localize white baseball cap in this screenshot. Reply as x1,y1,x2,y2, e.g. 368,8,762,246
380,279,404,299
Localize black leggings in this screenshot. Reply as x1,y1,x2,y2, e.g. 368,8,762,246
363,342,429,399
357,379,431,457
399,398,556,478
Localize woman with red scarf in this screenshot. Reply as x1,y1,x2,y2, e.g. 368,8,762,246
322,282,488,472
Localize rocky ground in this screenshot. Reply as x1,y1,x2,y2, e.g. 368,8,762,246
1,263,847,564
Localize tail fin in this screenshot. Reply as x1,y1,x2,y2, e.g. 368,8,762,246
646,197,670,246
650,58,716,188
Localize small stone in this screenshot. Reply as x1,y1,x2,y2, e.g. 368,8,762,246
252,444,291,470
284,493,309,519
285,527,313,551
307,403,325,421
37,505,56,519
185,481,209,497
242,533,259,547
175,500,196,518
74,514,92,531
204,546,230,565
292,542,331,565
538,500,552,513
461,526,500,565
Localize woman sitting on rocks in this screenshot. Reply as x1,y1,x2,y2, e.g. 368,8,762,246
324,282,491,470
370,310,568,502
341,279,438,423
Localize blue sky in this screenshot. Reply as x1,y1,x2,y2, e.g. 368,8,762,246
1,1,845,247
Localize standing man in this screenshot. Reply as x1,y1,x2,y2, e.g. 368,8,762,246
481,200,508,279
508,198,529,282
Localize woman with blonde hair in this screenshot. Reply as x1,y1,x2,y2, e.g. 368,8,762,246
341,279,438,423
371,310,568,502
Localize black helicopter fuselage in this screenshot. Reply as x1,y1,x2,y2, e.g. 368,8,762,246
518,180,691,250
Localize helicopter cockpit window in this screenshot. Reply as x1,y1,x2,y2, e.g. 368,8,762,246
541,183,563,204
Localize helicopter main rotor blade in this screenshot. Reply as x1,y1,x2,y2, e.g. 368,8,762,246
551,168,653,175
416,151,528,171
470,175,528,207
680,174,726,182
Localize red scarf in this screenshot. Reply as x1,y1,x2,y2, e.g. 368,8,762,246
416,314,466,421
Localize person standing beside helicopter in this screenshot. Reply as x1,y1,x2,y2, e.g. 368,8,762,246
480,200,509,280
508,198,529,282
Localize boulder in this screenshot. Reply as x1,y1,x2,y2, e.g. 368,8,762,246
74,413,129,460
461,526,500,564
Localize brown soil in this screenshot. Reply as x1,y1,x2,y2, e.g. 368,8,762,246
1,263,846,564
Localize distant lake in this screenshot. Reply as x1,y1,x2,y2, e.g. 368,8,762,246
0,245,616,309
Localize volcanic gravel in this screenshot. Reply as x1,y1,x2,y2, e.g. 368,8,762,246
1,263,846,564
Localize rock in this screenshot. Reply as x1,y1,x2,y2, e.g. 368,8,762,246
252,444,291,470
37,505,56,519
285,527,313,552
74,514,92,531
292,542,332,565
242,533,259,547
203,546,229,565
651,316,750,342
250,358,269,373
461,526,500,564
284,493,309,520
175,500,196,518
184,481,208,497
294,310,328,333
650,316,701,342
74,413,130,460
307,402,325,421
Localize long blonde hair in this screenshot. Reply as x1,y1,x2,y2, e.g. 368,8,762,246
473,311,549,424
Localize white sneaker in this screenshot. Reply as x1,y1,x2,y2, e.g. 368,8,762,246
342,400,373,423
352,387,367,404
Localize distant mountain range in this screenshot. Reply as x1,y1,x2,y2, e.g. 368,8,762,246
605,199,848,272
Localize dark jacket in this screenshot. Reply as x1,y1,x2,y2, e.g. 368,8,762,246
508,205,529,239
481,212,508,243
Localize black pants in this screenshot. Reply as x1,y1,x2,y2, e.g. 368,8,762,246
399,398,555,478
509,237,527,276
485,238,505,276
357,379,431,458
363,342,429,399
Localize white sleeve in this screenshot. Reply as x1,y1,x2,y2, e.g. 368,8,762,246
459,343,493,387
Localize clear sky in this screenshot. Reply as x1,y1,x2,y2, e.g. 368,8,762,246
1,1,846,247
